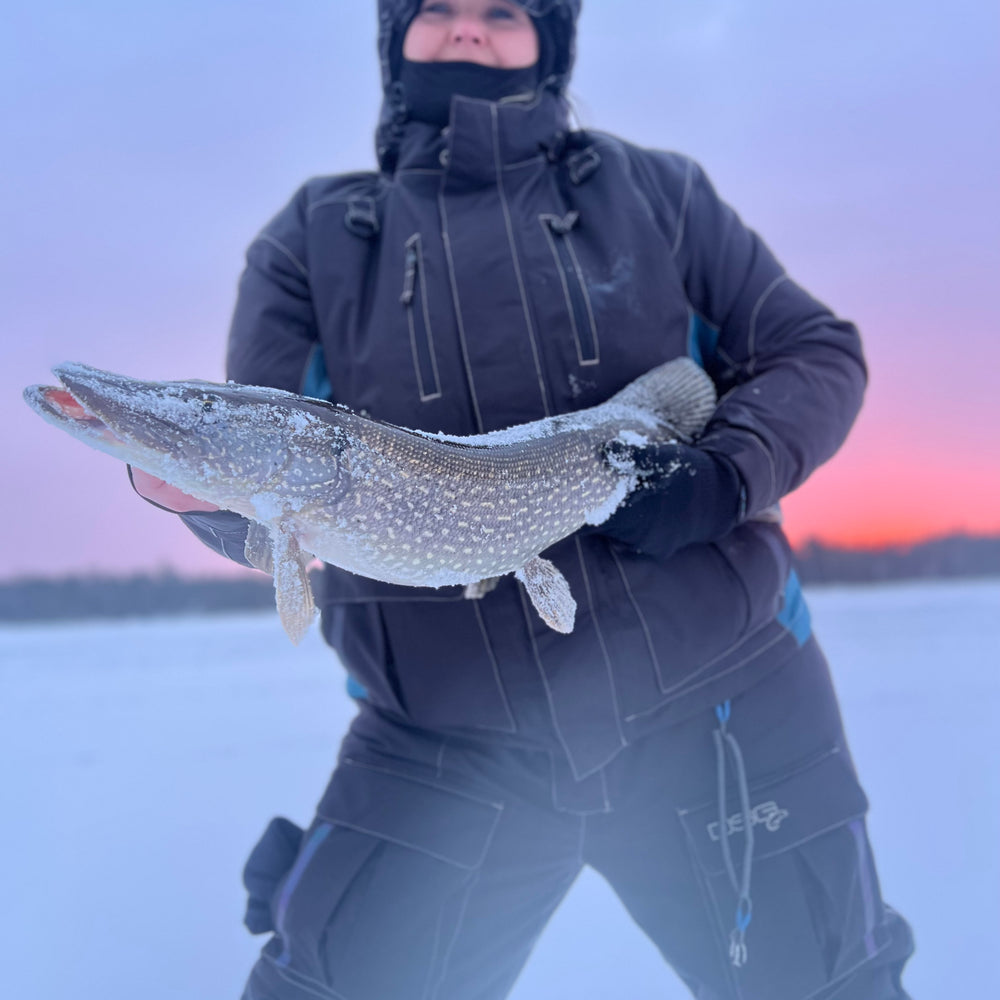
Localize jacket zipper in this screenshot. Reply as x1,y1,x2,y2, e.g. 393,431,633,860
401,234,442,401
543,212,599,365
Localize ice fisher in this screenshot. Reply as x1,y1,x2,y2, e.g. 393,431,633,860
120,2,913,997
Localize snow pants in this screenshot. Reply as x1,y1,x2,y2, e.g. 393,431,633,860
239,638,914,1000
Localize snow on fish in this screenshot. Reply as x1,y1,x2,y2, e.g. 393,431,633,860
23,358,716,641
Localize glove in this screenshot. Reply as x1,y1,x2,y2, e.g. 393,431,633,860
127,465,219,513
590,440,745,560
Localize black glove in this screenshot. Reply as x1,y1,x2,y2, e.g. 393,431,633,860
590,441,745,560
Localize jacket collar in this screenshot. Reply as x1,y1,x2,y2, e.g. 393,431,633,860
393,88,569,186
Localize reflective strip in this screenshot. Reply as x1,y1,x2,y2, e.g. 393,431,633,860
274,823,333,967
849,819,880,959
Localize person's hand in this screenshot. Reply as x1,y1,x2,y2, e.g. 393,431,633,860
128,466,219,513
587,440,744,560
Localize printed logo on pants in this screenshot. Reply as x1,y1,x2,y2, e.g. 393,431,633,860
706,800,789,841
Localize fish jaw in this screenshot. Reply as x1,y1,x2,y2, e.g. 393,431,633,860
25,364,352,515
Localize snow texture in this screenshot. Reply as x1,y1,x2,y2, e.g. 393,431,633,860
2,577,997,998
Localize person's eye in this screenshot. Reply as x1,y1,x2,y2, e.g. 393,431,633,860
418,1,452,16
486,6,518,20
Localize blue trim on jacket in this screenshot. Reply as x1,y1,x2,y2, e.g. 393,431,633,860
687,311,720,370
777,569,812,646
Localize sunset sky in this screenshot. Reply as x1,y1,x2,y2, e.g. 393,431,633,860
4,0,998,579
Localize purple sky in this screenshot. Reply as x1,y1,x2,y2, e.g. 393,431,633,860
4,0,999,579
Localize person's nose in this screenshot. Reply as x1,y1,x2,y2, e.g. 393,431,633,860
449,16,485,47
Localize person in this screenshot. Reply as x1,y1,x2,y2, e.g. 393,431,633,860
133,2,915,997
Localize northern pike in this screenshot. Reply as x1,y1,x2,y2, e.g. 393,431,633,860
24,358,716,641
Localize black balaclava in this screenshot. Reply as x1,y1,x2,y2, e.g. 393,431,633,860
375,0,582,169
398,59,540,128
396,9,561,128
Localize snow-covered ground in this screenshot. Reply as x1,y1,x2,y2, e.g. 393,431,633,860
2,578,997,999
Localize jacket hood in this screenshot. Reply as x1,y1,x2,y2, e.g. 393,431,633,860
375,0,582,171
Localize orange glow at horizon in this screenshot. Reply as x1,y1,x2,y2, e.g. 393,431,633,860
781,455,1000,551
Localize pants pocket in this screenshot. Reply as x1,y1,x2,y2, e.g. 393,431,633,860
678,747,893,999
264,760,503,1000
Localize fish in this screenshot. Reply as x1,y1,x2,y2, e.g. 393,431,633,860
24,357,717,642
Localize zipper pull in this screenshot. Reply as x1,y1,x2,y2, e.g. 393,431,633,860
401,243,417,305
547,210,580,235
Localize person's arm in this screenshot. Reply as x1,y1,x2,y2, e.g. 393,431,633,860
595,154,866,558
674,157,867,517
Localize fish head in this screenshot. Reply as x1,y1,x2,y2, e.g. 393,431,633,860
25,363,352,515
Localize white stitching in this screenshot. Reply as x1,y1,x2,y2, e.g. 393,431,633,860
747,273,788,369
573,536,628,751
607,545,665,690
539,215,585,362
471,600,518,733
671,157,695,257
437,189,486,432
258,233,308,279
403,233,443,401
562,227,601,364
623,624,793,723
491,103,551,416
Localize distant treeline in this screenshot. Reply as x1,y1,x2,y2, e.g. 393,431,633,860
0,570,275,623
793,533,1000,585
1,534,998,624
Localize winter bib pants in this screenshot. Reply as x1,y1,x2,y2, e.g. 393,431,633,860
240,638,913,1000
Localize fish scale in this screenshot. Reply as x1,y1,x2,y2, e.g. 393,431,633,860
24,357,717,641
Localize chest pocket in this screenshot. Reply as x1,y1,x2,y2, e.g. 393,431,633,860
401,233,442,401
540,211,600,365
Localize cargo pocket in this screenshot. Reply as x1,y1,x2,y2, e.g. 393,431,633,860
268,759,503,1000
678,747,890,999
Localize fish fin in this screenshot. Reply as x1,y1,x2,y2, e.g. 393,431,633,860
515,557,576,634
608,356,717,441
269,527,316,645
244,521,274,574
464,577,501,600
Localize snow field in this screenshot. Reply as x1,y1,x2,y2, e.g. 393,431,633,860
1,578,997,998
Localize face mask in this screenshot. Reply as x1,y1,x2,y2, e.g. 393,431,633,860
398,59,539,127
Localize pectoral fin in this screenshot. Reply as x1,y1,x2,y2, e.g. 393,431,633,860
515,557,576,634
268,526,316,645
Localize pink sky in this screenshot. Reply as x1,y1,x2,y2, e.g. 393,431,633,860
4,1,998,578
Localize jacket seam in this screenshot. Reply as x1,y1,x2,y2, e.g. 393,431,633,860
573,537,628,749
258,233,308,279
437,188,486,432
671,157,696,257
623,624,792,723
747,272,788,371
491,103,552,416
403,232,444,401
607,545,665,690
471,601,519,733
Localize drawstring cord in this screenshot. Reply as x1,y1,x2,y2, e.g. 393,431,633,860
713,700,754,968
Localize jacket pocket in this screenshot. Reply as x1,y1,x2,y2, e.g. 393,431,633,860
540,212,599,365
269,762,503,996
401,233,442,401
678,747,889,998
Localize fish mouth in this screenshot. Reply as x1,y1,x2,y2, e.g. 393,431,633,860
24,368,127,447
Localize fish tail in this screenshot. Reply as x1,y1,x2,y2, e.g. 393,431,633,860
609,357,717,441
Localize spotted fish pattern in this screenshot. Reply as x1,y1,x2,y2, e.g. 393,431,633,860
24,358,716,641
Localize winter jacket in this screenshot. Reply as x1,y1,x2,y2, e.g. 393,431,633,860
182,3,865,779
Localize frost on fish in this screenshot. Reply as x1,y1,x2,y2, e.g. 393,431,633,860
23,357,717,641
